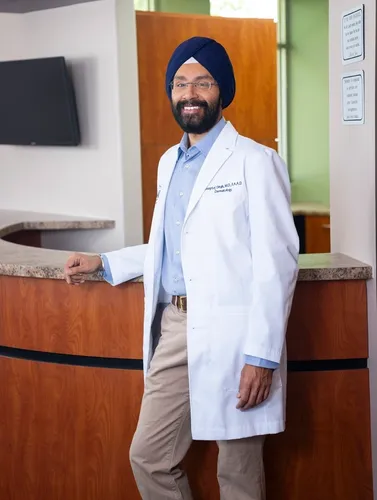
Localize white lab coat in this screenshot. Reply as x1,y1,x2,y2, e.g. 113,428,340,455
104,122,299,440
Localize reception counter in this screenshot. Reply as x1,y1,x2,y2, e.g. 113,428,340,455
0,210,373,500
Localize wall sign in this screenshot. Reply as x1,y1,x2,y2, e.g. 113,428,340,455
342,71,365,125
342,4,365,65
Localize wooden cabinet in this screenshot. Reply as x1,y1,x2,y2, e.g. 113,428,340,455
294,214,331,254
305,215,331,253
183,370,372,500
0,276,372,499
264,369,372,500
0,357,144,500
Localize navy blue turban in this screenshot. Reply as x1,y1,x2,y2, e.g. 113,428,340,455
165,36,236,109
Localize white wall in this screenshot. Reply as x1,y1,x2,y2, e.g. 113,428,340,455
0,14,24,60
329,0,376,493
115,0,144,248
0,0,143,253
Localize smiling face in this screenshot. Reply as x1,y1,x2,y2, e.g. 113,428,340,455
170,62,222,135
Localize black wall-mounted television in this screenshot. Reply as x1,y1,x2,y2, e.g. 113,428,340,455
0,56,81,146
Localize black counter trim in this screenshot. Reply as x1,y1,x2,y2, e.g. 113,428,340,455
0,346,143,370
0,346,367,372
287,358,367,371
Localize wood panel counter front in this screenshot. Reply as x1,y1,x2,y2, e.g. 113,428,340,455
0,213,373,499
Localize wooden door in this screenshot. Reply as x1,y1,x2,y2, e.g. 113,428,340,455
136,11,278,239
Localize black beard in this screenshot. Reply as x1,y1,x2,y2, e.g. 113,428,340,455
171,98,221,134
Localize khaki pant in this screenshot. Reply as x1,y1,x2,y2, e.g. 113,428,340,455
130,304,266,500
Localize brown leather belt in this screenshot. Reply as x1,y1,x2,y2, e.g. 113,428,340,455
172,295,187,313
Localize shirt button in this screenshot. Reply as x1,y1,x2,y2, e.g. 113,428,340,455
179,192,184,197
175,250,180,255
176,221,181,226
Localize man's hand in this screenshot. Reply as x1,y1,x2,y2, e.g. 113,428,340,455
236,364,273,411
64,253,102,285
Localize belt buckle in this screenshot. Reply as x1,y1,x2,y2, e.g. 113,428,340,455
175,295,187,313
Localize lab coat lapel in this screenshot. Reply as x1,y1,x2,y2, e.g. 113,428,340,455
147,145,179,281
184,122,238,224
159,146,179,207
153,146,179,231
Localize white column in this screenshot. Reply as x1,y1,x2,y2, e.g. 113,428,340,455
329,0,376,493
115,0,144,246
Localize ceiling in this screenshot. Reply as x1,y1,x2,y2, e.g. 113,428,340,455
0,0,99,13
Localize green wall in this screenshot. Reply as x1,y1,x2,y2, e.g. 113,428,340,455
287,0,329,205
154,0,210,14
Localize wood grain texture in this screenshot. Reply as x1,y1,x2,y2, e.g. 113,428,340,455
0,357,144,500
265,369,373,500
287,280,368,360
136,11,277,239
0,360,372,499
0,273,371,498
185,370,373,500
0,320,372,500
0,276,368,361
305,215,331,253
0,276,144,358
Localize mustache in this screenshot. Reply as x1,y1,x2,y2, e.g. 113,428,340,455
176,99,209,111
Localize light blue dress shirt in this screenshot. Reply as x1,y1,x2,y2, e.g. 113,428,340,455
161,118,227,296
102,118,278,369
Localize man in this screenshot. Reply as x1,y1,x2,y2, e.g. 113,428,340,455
64,36,299,500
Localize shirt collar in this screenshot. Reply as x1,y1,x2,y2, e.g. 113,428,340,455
178,117,226,157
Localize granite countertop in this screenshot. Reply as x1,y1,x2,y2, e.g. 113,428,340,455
291,202,330,217
0,209,114,280
297,253,372,281
0,210,372,282
129,253,372,283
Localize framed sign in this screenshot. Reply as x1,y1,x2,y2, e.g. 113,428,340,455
342,71,365,125
342,5,365,65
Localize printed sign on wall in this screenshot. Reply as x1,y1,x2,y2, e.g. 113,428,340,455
342,71,365,125
342,5,365,65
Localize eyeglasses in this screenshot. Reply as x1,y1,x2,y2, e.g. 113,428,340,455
170,81,218,92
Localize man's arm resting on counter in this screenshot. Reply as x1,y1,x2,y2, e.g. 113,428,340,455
100,244,148,286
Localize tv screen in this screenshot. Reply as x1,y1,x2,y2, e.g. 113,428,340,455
0,56,81,146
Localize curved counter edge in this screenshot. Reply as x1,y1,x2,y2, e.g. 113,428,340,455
0,210,372,282
0,209,115,281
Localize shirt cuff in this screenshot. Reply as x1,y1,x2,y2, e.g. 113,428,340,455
100,254,114,284
245,355,279,369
